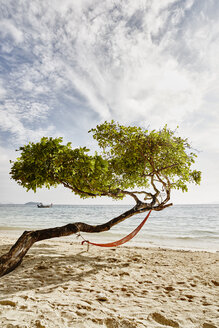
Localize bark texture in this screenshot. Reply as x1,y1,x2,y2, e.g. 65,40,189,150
0,202,172,277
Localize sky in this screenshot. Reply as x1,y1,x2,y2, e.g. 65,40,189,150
0,0,218,205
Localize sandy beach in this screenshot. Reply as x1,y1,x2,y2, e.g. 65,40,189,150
0,232,218,328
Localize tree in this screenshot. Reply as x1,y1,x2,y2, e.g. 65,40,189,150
0,121,201,277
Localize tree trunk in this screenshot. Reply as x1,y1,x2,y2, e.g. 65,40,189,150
0,205,146,277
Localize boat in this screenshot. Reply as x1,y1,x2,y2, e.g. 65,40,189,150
37,203,53,208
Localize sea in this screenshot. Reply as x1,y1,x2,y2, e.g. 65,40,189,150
0,204,218,252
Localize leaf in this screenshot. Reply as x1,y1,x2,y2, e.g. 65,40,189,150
10,122,201,198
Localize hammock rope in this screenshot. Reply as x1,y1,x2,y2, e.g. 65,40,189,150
81,210,152,248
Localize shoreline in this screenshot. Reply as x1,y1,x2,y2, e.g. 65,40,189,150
0,228,218,254
1,203,218,255
0,236,218,327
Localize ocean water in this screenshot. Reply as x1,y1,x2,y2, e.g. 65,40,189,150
0,204,218,252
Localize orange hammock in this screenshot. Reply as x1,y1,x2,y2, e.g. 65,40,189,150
81,210,152,248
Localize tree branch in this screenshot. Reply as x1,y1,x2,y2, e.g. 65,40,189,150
155,173,171,205
0,204,150,277
143,163,179,177
119,190,141,204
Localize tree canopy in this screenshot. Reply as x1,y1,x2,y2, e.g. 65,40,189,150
10,121,201,211
1,121,202,277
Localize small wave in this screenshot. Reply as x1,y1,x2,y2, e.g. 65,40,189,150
174,236,219,240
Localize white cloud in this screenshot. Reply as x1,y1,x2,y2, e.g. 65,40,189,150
0,0,218,203
0,80,6,99
0,1,218,135
0,19,23,45
0,100,55,143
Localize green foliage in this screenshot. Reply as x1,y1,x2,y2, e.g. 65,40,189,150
10,137,113,198
90,121,201,192
10,121,201,200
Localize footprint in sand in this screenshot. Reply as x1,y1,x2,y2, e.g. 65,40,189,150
211,280,219,286
105,317,137,328
203,323,217,328
149,312,179,327
0,300,16,307
35,320,46,328
164,286,175,292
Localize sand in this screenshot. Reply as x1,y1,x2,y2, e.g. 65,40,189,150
0,232,218,328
